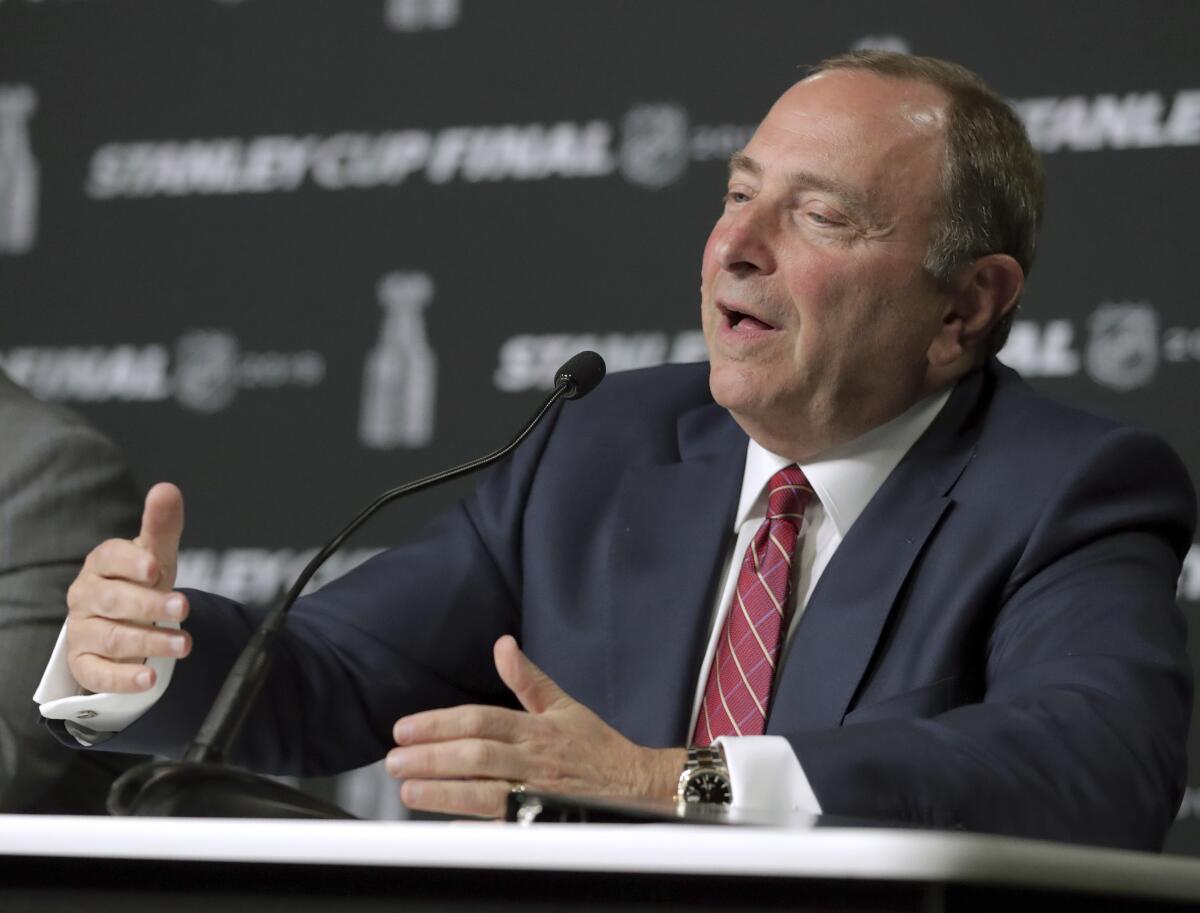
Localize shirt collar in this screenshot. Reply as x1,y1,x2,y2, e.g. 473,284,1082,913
735,384,954,537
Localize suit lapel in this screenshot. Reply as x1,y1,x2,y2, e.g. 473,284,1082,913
768,368,990,733
607,403,746,747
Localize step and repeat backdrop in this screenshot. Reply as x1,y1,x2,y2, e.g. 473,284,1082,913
3,0,1200,845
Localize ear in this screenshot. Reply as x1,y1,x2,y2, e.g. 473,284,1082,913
927,254,1024,368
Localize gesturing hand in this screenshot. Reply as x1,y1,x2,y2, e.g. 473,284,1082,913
386,635,686,818
65,482,191,693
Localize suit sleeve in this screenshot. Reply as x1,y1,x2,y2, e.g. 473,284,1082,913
69,400,568,775
0,408,143,812
789,426,1195,851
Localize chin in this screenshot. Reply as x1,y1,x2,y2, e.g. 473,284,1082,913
707,360,766,414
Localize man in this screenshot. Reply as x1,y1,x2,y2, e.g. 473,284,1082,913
0,366,144,813
40,52,1194,850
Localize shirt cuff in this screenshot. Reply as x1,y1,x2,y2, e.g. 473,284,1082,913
715,734,823,813
32,621,179,736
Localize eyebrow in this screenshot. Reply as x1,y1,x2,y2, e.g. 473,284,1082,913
728,152,873,219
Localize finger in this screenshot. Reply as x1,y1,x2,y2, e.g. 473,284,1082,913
68,578,188,624
83,539,160,586
133,482,184,590
386,739,524,782
69,616,191,662
392,704,526,746
70,653,158,694
493,635,570,715
399,779,511,819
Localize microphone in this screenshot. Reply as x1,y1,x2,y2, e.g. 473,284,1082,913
108,351,607,818
555,350,606,399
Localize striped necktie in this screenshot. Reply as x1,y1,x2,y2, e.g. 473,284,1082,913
694,464,813,743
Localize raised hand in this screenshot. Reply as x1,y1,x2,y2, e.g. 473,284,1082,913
386,635,686,818
65,482,191,693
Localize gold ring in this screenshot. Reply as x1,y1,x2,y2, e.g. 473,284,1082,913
508,781,527,795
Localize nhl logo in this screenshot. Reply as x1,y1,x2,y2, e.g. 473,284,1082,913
1084,301,1159,392
174,329,241,413
619,104,690,190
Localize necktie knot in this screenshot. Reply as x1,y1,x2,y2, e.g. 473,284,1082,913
766,465,812,525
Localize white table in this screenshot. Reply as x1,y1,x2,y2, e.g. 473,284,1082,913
3,815,1200,910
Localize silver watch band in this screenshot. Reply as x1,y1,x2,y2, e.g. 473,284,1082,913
686,746,726,772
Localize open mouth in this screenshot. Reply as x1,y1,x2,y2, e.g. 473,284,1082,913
719,302,777,333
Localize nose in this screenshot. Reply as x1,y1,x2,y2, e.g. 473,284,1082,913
712,200,776,276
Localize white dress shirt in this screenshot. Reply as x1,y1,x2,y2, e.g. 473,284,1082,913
36,385,951,809
702,386,952,812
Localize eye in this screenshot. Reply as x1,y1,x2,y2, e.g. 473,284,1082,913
723,190,751,205
803,208,845,227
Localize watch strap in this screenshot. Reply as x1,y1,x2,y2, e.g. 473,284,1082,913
686,746,726,773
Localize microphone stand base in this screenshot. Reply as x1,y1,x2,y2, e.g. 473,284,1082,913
108,760,356,819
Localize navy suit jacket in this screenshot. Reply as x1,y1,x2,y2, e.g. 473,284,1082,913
87,359,1195,850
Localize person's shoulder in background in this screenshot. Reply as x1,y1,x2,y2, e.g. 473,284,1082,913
0,366,146,813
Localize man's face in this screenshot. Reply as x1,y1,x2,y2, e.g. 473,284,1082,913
701,69,952,456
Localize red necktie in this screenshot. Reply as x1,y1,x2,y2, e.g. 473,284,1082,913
694,465,813,744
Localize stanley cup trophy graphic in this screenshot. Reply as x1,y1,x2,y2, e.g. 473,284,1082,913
359,271,437,449
0,85,38,255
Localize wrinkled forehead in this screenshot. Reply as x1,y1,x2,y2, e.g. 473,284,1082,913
743,70,951,215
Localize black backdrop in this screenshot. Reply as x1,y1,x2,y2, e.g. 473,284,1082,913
4,0,1200,850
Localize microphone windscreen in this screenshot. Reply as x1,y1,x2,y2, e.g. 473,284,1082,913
555,351,606,400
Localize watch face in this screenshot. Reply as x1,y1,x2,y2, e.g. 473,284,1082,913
683,772,732,805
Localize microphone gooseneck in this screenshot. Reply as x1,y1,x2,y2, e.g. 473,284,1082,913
108,351,606,817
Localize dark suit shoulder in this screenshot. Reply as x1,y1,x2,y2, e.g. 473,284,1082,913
965,360,1196,557
986,360,1134,436
566,361,712,415
548,361,719,454
975,361,1188,474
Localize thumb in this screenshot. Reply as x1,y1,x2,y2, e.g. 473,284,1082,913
494,635,570,715
134,482,185,590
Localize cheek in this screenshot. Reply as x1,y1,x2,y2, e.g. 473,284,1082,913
779,252,849,327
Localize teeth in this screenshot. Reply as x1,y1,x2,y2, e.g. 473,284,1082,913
733,314,771,331
721,305,773,331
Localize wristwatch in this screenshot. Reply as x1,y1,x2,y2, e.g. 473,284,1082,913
675,746,732,805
